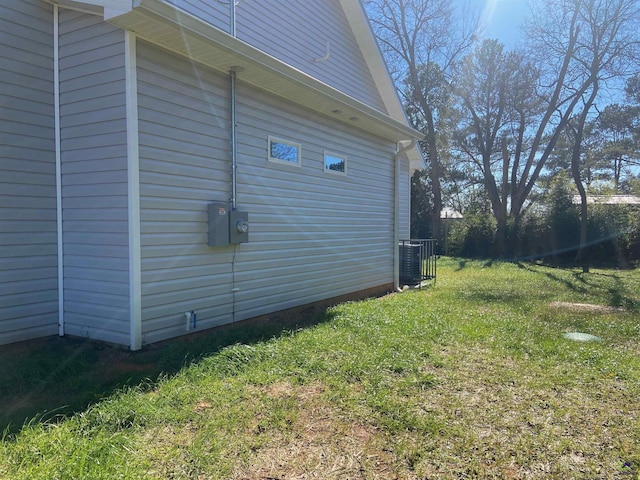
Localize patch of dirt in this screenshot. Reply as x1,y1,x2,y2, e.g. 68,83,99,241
194,401,213,413
233,382,402,480
0,336,160,432
549,301,625,313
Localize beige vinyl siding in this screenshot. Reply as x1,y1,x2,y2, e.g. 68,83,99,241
236,0,386,112
58,9,130,345
136,41,233,344
232,82,395,319
160,0,385,112
136,40,396,344
164,0,230,33
0,0,58,345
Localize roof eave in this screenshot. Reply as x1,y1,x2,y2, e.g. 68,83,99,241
96,0,422,144
43,0,131,17
338,0,425,170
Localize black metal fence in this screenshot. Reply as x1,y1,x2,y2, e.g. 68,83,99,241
399,239,437,286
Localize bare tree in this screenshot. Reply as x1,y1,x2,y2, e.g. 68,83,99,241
452,39,541,255
365,0,478,241
450,0,640,259
528,0,640,266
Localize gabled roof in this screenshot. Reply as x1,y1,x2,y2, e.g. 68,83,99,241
338,0,424,170
46,0,424,169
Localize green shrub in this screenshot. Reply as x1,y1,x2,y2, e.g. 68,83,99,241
447,212,495,258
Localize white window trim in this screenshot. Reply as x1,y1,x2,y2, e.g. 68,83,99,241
323,150,347,175
268,136,301,166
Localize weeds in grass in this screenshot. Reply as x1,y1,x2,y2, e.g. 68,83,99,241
1,258,639,479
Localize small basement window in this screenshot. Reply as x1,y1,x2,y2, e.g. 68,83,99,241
324,152,347,174
268,136,301,166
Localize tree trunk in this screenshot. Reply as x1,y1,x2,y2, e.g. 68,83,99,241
428,137,442,244
500,137,511,257
569,82,598,272
572,158,589,272
422,105,442,245
494,214,508,258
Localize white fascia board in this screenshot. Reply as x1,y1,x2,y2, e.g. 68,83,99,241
338,0,406,122
71,0,131,16
105,0,422,143
79,0,130,7
42,0,131,17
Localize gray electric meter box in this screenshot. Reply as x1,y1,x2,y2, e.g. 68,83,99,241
208,204,250,247
208,203,230,247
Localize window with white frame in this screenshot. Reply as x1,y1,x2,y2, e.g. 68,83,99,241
324,151,347,174
268,136,301,166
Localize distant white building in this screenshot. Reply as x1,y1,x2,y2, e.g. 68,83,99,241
440,207,464,219
572,195,640,205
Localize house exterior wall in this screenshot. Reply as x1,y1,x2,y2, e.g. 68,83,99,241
0,0,58,345
136,41,232,344
164,0,230,32
233,82,396,319
58,9,131,345
136,41,396,345
165,0,386,112
235,0,386,112
2,0,413,349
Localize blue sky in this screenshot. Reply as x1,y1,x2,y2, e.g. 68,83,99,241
475,0,531,48
471,0,628,102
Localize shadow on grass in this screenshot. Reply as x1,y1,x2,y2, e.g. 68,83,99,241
576,270,640,312
451,258,638,311
516,262,639,313
456,260,467,271
0,307,337,437
454,258,495,271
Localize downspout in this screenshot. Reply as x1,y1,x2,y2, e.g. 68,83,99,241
125,31,142,351
229,0,238,210
229,4,240,321
229,69,242,323
394,140,416,291
229,0,236,37
54,4,64,337
230,68,238,210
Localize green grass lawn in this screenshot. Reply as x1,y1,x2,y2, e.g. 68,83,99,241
1,258,639,479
